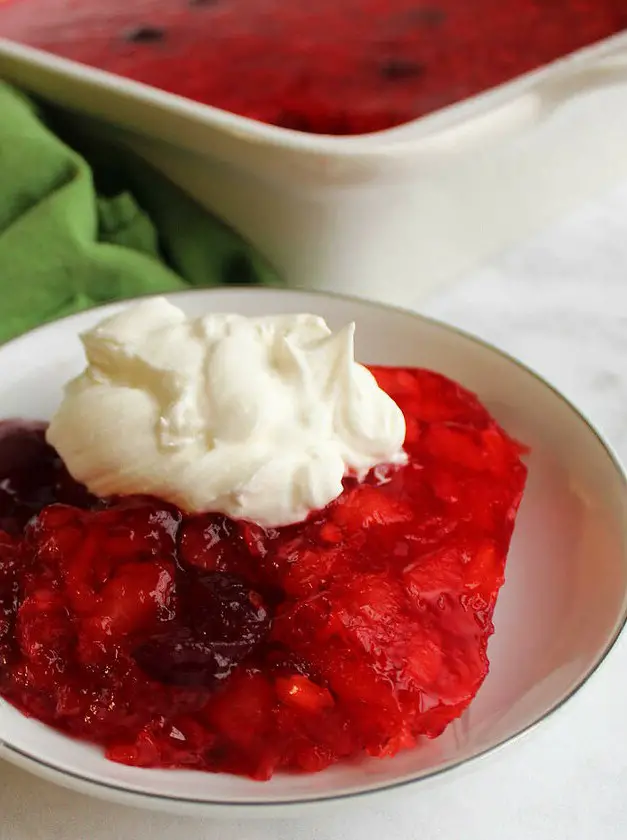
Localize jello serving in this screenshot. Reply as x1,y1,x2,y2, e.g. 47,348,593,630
0,357,527,778
0,0,625,134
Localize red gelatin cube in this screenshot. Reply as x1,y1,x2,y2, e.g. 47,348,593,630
84,560,175,639
331,485,413,531
16,589,74,670
275,675,334,714
403,546,466,600
179,514,242,572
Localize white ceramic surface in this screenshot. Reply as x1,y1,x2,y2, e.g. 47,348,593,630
2,35,627,305
0,287,625,818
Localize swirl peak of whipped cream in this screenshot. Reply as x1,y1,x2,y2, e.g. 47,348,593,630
47,298,407,527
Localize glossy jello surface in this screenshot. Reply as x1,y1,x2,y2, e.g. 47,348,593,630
0,0,625,134
0,367,527,779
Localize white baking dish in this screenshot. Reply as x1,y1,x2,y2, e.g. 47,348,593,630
1,32,627,305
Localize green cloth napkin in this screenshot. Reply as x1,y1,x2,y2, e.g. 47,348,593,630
0,82,279,344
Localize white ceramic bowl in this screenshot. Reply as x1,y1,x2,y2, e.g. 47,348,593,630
0,288,625,818
2,35,627,306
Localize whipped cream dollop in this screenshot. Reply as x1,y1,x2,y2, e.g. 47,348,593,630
47,298,407,527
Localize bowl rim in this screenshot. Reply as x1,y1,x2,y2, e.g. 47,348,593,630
1,285,626,811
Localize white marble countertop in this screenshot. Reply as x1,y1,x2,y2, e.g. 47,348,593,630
1,178,627,840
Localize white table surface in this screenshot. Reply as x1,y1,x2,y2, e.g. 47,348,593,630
1,179,627,840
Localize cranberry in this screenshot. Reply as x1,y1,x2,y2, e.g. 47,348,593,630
0,421,93,534
133,572,271,686
179,571,270,642
133,628,246,687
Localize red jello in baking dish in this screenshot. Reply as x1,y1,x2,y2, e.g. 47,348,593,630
0,0,626,134
0,366,527,779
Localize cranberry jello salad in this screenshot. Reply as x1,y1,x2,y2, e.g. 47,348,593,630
1,0,625,134
0,299,527,779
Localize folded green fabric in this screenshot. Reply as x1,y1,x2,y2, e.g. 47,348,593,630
0,82,278,344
